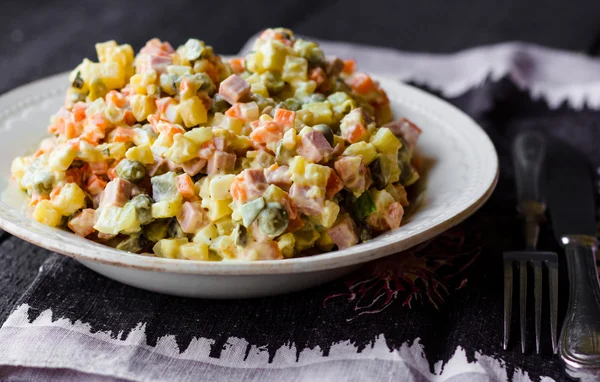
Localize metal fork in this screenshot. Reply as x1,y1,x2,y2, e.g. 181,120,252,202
503,131,558,354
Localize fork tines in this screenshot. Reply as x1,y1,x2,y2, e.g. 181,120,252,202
503,251,558,354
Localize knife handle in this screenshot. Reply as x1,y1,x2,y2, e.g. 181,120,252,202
512,131,547,249
513,131,547,202
560,235,600,378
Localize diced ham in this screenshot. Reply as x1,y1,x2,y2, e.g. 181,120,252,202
176,201,206,234
367,202,404,231
384,202,404,230
68,209,97,237
137,54,172,74
102,178,132,207
230,168,268,202
394,184,409,207
325,171,344,199
165,159,182,172
147,157,167,177
181,158,207,177
325,56,344,76
327,215,358,249
265,165,292,191
296,131,334,163
289,184,324,216
334,156,372,194
384,118,422,153
207,151,236,175
218,74,250,105
213,136,228,151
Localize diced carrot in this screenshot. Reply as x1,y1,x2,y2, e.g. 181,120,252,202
225,103,242,119
147,114,161,130
89,113,111,130
107,161,120,181
110,127,136,143
347,124,368,143
72,102,88,122
249,121,281,145
343,59,356,75
176,173,198,201
228,57,245,74
64,121,80,140
67,138,81,151
86,174,107,196
106,90,127,108
197,140,216,160
350,73,376,94
29,194,49,207
33,149,45,157
273,108,296,129
65,168,84,185
180,77,191,93
123,110,136,126
286,216,305,233
156,122,185,138
156,97,176,114
50,186,62,200
89,161,108,175
230,177,247,202
309,67,327,87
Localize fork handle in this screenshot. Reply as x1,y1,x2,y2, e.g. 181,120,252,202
560,235,600,378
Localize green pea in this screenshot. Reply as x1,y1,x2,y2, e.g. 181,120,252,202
128,194,154,225
251,93,276,111
32,172,55,195
359,225,372,243
275,141,294,165
283,98,302,111
257,203,288,237
304,93,325,103
370,157,389,190
168,218,186,238
210,94,231,114
116,159,146,184
117,233,149,253
233,224,248,247
262,72,285,95
312,124,334,146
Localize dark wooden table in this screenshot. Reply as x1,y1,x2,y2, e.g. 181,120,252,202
2,0,600,334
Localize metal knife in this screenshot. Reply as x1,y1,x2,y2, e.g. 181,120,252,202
544,139,600,379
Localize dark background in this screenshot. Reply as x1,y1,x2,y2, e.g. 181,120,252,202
1,1,600,379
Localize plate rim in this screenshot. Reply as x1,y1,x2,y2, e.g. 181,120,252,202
0,72,499,275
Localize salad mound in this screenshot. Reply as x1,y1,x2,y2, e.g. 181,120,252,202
11,28,422,261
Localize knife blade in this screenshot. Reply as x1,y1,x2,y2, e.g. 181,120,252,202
544,139,600,378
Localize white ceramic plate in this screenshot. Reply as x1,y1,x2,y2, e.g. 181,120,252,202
0,73,498,298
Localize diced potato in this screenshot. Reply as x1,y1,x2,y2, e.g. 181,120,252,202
126,145,154,164
86,62,126,90
10,157,28,183
302,102,332,125
294,227,320,252
343,142,378,165
184,127,213,145
277,233,296,258
282,56,308,82
98,142,130,161
209,174,236,201
207,199,232,221
262,184,287,204
250,82,269,98
129,71,158,95
51,183,87,216
315,231,335,251
153,238,188,259
215,218,235,236
178,96,208,128
370,127,402,154
193,223,218,245
150,133,175,157
292,80,317,100
179,242,210,260
167,65,193,76
145,220,169,242
33,200,63,227
282,128,297,150
163,134,198,164
151,200,182,218
48,144,77,171
304,163,331,188
218,115,244,135
259,40,289,72
317,200,340,228
94,205,123,234
130,95,157,122
118,203,142,234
